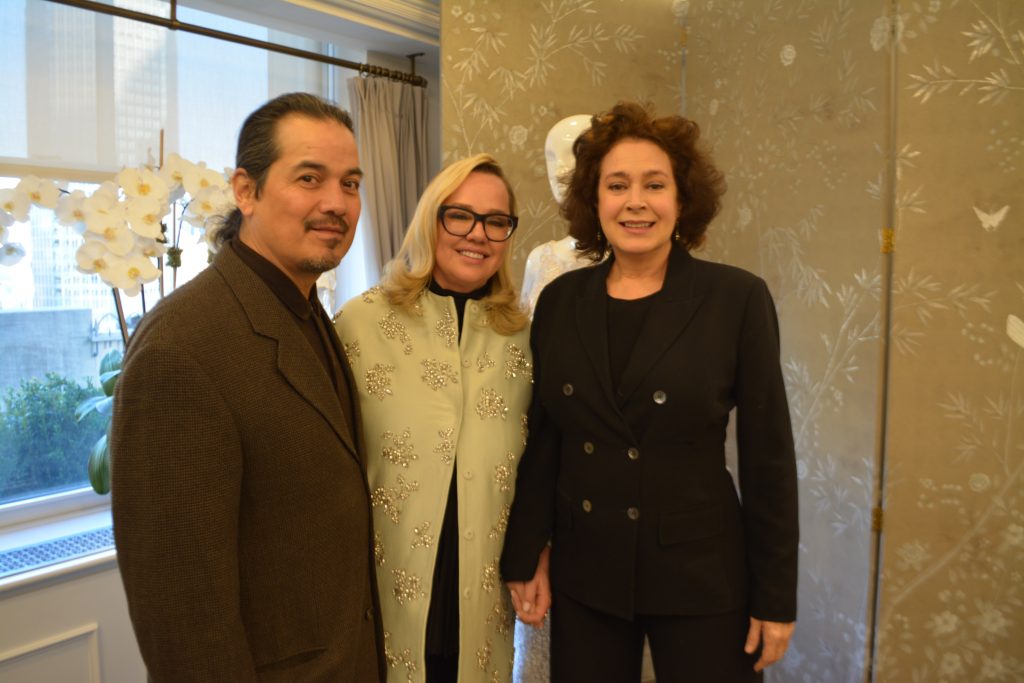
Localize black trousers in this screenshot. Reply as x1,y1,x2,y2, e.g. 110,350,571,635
550,591,762,682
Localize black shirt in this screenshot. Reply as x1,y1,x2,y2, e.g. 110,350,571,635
607,290,658,401
425,280,488,659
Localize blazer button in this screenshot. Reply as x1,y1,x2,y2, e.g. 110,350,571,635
562,383,574,396
462,359,471,368
626,507,640,521
365,608,374,621
463,470,474,480
583,441,595,454
653,390,667,405
581,499,592,512
627,447,640,461
464,529,474,540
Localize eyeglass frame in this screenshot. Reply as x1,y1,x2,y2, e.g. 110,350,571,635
436,204,520,242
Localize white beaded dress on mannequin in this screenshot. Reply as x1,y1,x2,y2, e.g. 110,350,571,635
518,115,593,316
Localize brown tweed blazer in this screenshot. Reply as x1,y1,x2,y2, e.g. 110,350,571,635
111,245,386,682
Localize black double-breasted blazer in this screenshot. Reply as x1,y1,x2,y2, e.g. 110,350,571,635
501,245,798,623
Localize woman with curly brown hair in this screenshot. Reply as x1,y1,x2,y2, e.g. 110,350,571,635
500,102,798,682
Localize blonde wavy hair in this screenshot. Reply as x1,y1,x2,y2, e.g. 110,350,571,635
381,153,528,335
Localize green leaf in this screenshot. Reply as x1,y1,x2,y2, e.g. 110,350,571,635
75,395,113,422
99,369,121,396
99,349,123,376
88,433,110,495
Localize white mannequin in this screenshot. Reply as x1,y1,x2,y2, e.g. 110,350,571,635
519,115,593,315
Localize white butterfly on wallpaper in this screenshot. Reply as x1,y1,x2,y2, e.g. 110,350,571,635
973,205,1009,232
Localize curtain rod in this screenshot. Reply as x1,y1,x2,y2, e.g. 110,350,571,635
42,0,428,87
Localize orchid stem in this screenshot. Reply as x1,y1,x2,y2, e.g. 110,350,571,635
112,288,130,347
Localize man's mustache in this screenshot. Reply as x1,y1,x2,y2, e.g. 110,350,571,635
305,215,349,233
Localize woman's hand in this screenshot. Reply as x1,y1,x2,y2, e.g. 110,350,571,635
744,617,795,672
505,545,551,628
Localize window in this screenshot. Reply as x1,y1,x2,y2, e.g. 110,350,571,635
0,0,376,546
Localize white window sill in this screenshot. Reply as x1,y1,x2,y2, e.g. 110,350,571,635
0,489,116,597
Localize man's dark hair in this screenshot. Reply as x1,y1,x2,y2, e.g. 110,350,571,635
213,92,355,246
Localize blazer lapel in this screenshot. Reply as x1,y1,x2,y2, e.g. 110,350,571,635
616,246,705,402
575,258,619,411
274,336,359,459
214,248,359,461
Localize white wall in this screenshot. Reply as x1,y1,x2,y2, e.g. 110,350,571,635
0,559,144,682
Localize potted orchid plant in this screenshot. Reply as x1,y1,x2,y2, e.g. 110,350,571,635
0,154,235,493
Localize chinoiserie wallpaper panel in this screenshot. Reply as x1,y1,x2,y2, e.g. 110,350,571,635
688,0,1023,681
440,0,685,280
687,2,888,681
874,1,1023,681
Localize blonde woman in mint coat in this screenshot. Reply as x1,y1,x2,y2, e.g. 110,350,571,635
336,154,544,682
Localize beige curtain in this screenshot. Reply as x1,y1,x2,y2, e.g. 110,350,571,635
347,76,428,271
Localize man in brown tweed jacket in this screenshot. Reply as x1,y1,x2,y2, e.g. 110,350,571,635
111,93,386,682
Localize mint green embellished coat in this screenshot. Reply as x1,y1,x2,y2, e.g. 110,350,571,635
336,286,533,683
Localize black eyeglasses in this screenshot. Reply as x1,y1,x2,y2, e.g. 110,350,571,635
437,205,519,242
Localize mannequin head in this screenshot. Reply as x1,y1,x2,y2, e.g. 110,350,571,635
544,114,591,203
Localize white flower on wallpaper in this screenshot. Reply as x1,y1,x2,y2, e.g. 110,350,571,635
925,609,959,636
507,124,529,150
671,0,689,25
780,44,797,66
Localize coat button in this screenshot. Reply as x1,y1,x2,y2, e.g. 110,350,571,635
463,470,474,480
627,447,640,461
365,608,374,621
562,383,574,396
627,507,640,520
583,441,594,454
462,359,471,368
582,499,592,512
464,529,474,540
463,588,472,598
653,390,667,404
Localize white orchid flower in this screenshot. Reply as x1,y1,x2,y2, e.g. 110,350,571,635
76,238,119,275
134,235,168,259
17,175,60,209
103,252,159,296
56,189,88,229
93,180,121,204
117,166,169,206
183,163,229,196
84,196,124,231
84,213,135,257
184,184,235,228
125,195,168,239
159,153,196,202
0,209,14,228
0,188,31,222
0,223,9,243
0,242,26,266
